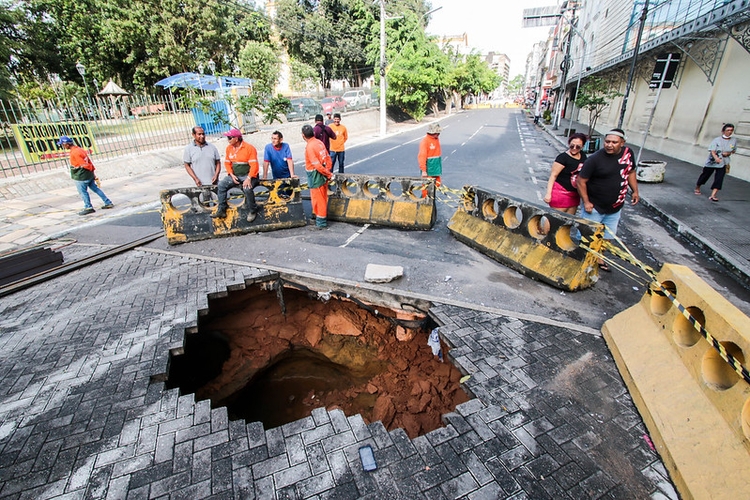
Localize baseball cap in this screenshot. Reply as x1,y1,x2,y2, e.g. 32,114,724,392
223,128,243,138
427,123,442,134
57,135,74,146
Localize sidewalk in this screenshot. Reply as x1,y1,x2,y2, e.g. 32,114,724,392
540,117,750,287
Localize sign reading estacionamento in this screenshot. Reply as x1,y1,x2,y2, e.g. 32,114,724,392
11,122,99,163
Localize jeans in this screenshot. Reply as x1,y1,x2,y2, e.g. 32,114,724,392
217,175,258,213
579,206,622,240
331,151,346,174
75,178,112,209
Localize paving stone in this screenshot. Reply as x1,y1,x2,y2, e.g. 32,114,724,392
0,252,677,499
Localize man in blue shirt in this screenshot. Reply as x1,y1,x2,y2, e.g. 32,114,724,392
263,130,295,180
263,130,296,198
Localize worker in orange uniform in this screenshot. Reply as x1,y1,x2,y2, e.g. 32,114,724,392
57,135,114,216
212,128,260,222
418,123,443,197
302,124,332,229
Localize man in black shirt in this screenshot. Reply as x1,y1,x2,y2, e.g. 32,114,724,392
577,128,640,271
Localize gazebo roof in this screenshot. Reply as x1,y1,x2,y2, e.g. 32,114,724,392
98,79,130,96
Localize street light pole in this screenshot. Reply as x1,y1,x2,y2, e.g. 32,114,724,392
617,0,650,129
379,0,387,136
75,61,92,103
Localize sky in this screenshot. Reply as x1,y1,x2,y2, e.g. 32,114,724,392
426,0,557,77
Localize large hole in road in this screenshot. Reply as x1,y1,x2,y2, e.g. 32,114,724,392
166,277,469,438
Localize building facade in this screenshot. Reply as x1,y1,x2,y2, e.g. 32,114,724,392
558,0,749,179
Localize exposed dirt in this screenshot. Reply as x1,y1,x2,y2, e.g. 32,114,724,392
184,281,469,438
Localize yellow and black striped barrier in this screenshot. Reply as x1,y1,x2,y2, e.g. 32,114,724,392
446,186,605,291
160,179,306,245
602,262,750,500
327,174,436,230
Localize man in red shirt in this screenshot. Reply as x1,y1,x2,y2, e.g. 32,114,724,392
57,136,114,216
302,124,332,229
212,128,260,222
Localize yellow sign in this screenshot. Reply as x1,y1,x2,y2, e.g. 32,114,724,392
11,122,99,163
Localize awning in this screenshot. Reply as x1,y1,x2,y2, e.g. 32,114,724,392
154,72,253,91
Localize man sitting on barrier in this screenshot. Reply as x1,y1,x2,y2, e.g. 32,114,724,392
302,124,332,229
262,130,295,198
577,128,640,272
212,128,260,222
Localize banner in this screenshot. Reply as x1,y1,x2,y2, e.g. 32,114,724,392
11,122,99,163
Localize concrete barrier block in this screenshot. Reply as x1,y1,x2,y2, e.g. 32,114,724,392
603,263,750,500
446,186,604,291
160,179,306,245
327,174,436,230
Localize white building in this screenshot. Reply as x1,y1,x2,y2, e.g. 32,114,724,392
557,0,749,179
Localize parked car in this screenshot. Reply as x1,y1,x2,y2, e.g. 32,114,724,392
321,96,347,115
341,90,371,110
286,98,323,121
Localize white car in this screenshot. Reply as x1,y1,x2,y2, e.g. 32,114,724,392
341,90,370,110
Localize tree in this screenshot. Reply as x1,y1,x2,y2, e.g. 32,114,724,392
238,41,280,95
289,58,319,92
574,76,622,137
274,0,378,88
506,74,525,98
447,53,500,107
8,0,271,91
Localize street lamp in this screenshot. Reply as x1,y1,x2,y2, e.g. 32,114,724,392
75,61,92,103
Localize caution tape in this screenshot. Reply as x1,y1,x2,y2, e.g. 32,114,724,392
580,227,750,386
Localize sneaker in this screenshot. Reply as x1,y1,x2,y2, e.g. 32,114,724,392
246,212,257,223
210,209,227,219
102,203,114,209
78,208,95,216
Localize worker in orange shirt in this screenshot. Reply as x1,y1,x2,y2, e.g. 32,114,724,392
57,136,114,216
418,123,443,197
302,124,332,229
329,113,348,174
212,128,260,222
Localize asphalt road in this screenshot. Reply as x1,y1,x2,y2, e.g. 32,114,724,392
63,108,750,330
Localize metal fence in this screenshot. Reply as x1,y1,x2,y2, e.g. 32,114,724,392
0,94,250,179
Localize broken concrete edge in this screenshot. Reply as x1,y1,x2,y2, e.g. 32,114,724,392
364,263,404,283
138,246,602,337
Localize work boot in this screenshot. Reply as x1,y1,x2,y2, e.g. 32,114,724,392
211,207,227,218
78,208,95,216
246,211,257,223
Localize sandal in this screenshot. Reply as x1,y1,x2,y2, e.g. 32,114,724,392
599,262,611,272
709,197,719,202
694,188,701,195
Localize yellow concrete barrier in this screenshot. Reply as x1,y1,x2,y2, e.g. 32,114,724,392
327,174,436,230
603,263,750,500
160,179,306,245
446,186,604,291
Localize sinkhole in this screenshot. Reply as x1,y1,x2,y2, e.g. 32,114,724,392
166,276,469,438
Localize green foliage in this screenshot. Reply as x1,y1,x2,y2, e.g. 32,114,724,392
238,41,280,95
289,58,319,92
275,0,378,88
447,53,500,105
8,0,271,91
574,76,623,136
262,95,292,125
506,75,525,97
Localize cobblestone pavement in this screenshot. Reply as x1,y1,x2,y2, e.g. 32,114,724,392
0,248,676,499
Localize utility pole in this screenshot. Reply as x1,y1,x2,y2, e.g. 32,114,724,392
379,0,387,136
553,4,575,131
617,0,650,129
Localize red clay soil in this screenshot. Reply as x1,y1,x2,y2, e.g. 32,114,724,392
195,284,469,438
